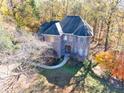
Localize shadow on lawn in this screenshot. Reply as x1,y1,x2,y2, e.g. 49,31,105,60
86,61,124,93
37,59,124,92
90,72,124,93
37,58,83,88
67,60,124,93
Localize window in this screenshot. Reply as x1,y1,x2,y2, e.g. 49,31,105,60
69,36,73,42
79,48,83,56
64,36,67,41
74,47,77,53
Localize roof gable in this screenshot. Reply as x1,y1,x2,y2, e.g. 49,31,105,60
44,24,60,35
37,21,59,35
73,24,92,36
60,16,82,33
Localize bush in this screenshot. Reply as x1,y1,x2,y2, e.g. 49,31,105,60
0,26,14,51
0,0,40,32
95,50,124,80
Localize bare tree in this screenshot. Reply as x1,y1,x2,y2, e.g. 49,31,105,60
104,0,121,51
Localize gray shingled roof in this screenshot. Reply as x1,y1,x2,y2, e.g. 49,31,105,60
44,24,60,35
37,21,59,35
60,16,82,33
38,16,93,36
73,23,93,36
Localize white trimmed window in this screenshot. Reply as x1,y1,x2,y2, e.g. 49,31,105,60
64,36,67,41
74,47,77,53
79,48,83,56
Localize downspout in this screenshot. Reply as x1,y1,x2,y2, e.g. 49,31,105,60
28,55,69,69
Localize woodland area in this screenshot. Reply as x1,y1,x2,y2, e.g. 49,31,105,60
0,0,124,93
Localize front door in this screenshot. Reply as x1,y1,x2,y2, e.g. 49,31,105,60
65,45,71,54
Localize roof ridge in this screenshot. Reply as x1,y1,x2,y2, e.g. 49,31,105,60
55,22,63,36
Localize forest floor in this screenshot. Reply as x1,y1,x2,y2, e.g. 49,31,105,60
0,63,20,79
0,56,83,92
0,21,124,93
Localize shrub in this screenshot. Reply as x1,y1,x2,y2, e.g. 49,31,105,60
95,50,124,80
0,26,14,51
111,51,124,80
0,0,40,32
95,51,116,70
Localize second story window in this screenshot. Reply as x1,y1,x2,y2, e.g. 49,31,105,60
64,35,67,41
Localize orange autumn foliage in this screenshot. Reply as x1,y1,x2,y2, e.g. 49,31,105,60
95,50,124,80
95,51,116,70
111,51,124,80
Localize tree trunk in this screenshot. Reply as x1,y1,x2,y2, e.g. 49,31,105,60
104,0,120,51
65,0,69,15
104,19,111,51
92,18,98,41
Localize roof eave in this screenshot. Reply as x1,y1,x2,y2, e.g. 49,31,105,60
42,33,60,36
73,34,93,37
